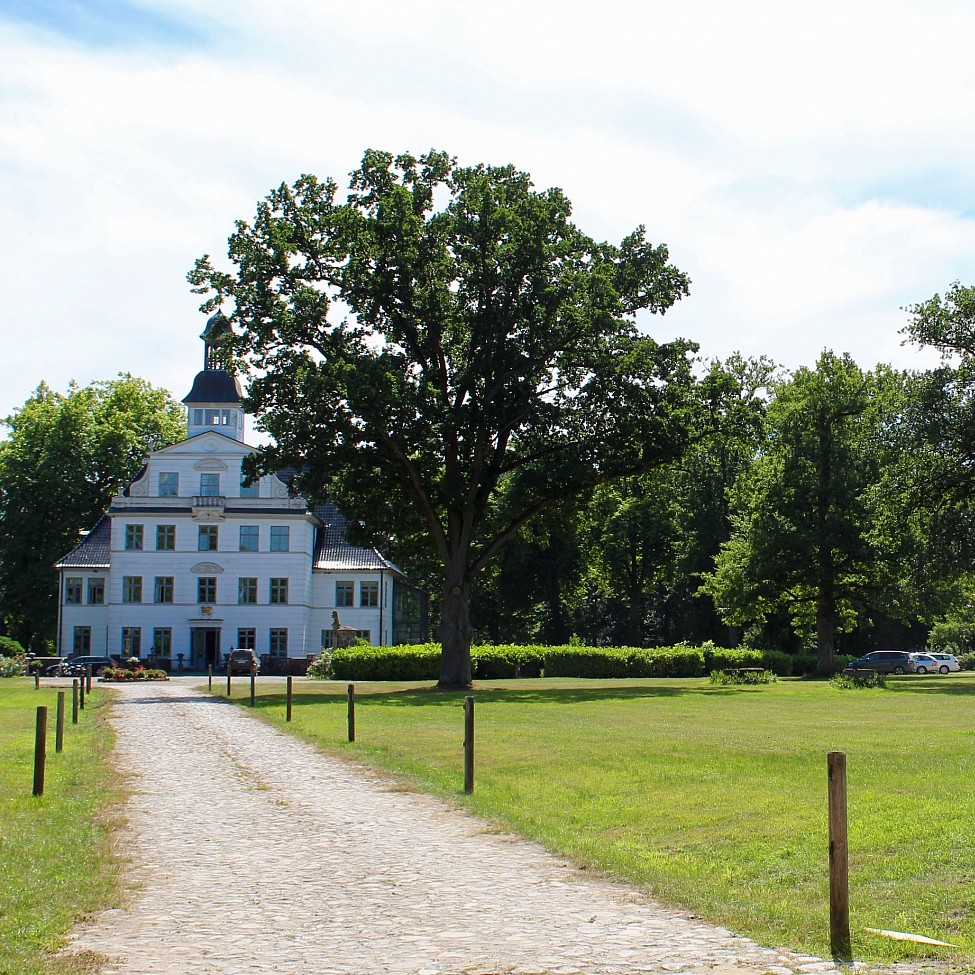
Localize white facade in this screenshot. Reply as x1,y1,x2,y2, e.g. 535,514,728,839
56,354,425,669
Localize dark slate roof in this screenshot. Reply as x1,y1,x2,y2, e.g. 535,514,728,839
182,369,243,405
56,515,112,569
312,501,402,574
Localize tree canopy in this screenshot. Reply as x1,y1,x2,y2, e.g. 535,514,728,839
190,148,703,686
0,375,185,649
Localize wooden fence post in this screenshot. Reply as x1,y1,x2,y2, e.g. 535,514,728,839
464,695,474,794
55,691,65,754
828,751,851,961
226,663,232,697
72,679,79,724
34,671,40,690
33,706,47,797
86,664,92,694
286,674,293,722
250,670,256,707
347,683,355,742
79,674,86,710
208,665,213,690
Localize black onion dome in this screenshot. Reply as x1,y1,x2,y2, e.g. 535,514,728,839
182,369,243,405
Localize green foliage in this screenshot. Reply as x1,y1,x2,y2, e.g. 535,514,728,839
470,645,545,679
332,644,442,681
928,619,975,655
0,636,25,657
957,653,975,671
190,148,699,686
0,375,185,647
708,668,777,685
830,670,886,689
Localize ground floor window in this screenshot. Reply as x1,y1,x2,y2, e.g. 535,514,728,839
269,628,288,656
73,626,91,653
321,629,371,648
237,627,256,649
121,627,142,657
152,628,172,655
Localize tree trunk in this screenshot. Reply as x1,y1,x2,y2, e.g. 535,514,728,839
438,565,473,688
816,591,836,676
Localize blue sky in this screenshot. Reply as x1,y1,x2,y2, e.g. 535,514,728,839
2,0,974,427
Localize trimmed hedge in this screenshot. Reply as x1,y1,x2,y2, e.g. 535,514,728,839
326,642,812,681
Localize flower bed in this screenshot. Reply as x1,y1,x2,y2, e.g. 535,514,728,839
99,666,169,681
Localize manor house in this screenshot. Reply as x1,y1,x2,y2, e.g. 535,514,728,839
55,318,426,669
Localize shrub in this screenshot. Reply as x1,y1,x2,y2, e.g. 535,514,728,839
100,666,168,681
0,654,26,677
331,644,441,681
306,650,334,680
957,653,975,672
471,644,545,679
0,636,25,658
708,669,777,685
830,670,886,690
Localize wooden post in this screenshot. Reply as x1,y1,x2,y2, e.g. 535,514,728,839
33,706,47,797
55,691,65,754
208,664,213,690
79,674,86,710
226,663,232,697
250,670,256,707
828,751,852,961
347,683,355,742
72,679,79,724
34,671,40,690
286,674,293,722
85,664,92,694
464,695,474,794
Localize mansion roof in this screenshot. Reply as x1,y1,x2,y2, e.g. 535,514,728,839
56,516,112,569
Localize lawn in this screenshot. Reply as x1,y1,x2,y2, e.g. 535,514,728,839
0,679,121,975
231,672,975,967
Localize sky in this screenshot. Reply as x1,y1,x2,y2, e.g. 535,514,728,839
2,0,974,430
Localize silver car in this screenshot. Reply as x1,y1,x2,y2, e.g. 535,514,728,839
910,653,942,674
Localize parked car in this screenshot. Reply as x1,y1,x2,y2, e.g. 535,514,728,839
227,648,260,675
849,650,917,674
46,655,118,677
926,652,961,674
909,653,941,674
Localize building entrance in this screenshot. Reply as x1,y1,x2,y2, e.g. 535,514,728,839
191,628,222,670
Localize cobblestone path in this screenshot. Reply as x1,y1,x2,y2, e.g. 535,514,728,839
62,681,855,975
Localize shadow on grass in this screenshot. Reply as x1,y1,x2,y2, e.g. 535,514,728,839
252,681,760,711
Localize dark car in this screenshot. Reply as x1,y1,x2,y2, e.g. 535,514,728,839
227,648,259,675
46,655,117,677
849,650,917,675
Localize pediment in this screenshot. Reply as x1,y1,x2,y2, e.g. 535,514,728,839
191,562,225,574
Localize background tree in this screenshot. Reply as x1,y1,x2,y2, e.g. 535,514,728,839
0,375,185,649
190,148,702,686
702,352,903,673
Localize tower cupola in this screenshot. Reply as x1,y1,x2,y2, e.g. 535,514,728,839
182,311,245,441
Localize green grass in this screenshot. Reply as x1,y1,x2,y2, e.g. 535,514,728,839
232,673,975,968
0,680,121,975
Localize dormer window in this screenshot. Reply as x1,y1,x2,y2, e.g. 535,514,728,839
159,472,179,497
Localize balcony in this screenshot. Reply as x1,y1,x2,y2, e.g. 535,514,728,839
192,495,226,521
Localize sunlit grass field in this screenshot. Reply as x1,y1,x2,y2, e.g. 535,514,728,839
0,680,120,975
233,672,975,967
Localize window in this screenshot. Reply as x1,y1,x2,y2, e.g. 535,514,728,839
73,626,91,653
269,628,288,657
197,577,216,604
199,473,220,497
154,576,174,604
360,581,379,607
239,526,259,552
65,577,82,604
152,628,172,655
122,576,142,603
156,525,176,551
87,577,105,604
336,581,354,607
198,525,219,551
237,627,256,650
193,409,203,425
269,526,289,551
238,577,257,604
269,577,289,604
158,472,179,497
240,478,259,498
124,524,144,550
121,627,141,656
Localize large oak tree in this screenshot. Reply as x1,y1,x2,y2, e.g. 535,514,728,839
190,149,703,687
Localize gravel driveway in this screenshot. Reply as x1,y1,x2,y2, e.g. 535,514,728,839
60,680,853,975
